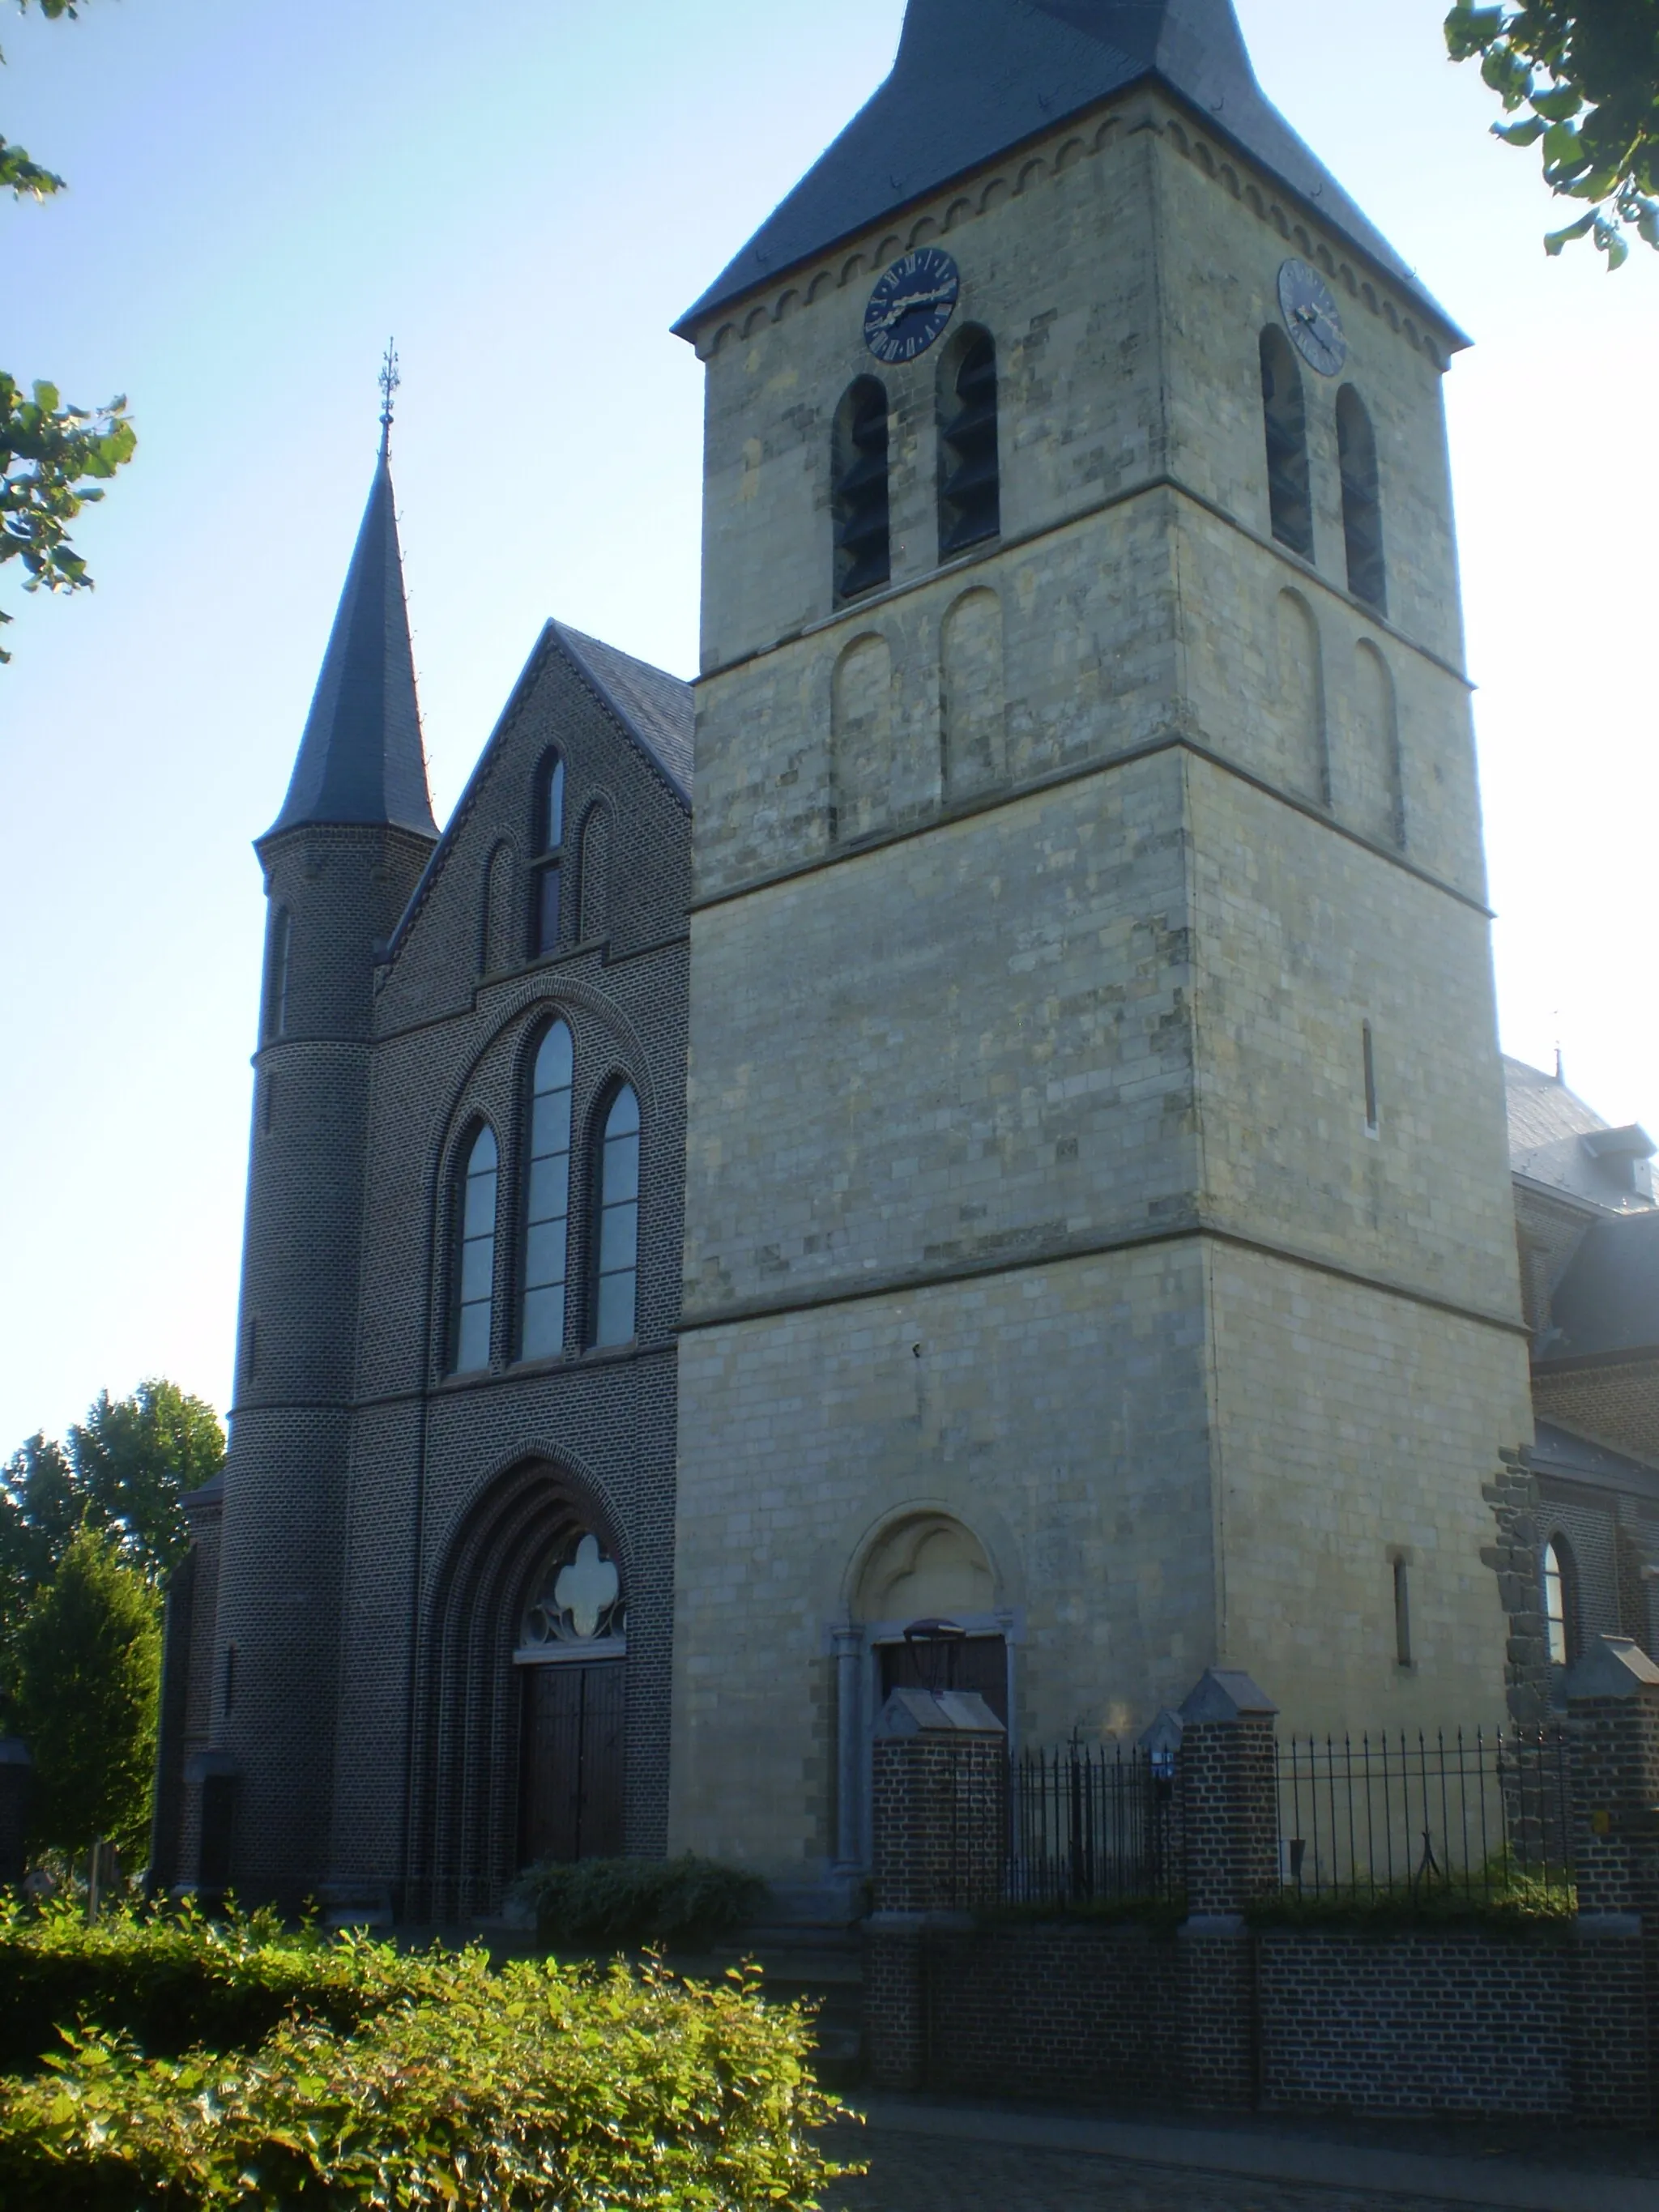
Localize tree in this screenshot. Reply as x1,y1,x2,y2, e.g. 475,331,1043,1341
12,1523,161,1862
1445,2,1659,266
2,0,135,660
0,1381,224,1634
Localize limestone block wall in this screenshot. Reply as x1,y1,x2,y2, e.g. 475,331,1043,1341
1205,1244,1529,1733
670,1243,1218,1876
683,752,1199,1324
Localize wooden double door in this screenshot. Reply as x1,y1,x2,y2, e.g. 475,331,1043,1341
518,1660,625,1866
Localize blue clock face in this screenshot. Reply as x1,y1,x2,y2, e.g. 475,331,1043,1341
864,248,962,365
1278,258,1347,378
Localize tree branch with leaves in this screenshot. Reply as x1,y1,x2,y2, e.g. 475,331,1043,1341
1446,1,1659,267
2,0,135,662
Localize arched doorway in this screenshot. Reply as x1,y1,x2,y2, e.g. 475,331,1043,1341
406,1463,629,1921
516,1534,627,1866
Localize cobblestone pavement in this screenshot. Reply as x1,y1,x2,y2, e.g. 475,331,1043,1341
825,2127,1487,2212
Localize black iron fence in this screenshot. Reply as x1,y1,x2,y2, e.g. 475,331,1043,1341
1276,1726,1574,1906
1006,1741,1181,1907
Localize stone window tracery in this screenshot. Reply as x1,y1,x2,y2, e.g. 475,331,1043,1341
518,1532,625,1653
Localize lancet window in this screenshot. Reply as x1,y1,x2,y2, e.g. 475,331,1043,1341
264,906,292,1042
532,752,567,957
938,328,1000,556
833,377,891,603
1337,386,1386,612
452,1125,499,1374
592,1085,641,1348
1542,1536,1578,1667
1260,328,1314,560
520,1021,574,1361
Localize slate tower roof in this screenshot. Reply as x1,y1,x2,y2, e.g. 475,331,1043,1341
676,0,1454,339
267,446,437,840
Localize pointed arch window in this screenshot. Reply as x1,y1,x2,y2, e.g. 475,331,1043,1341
833,377,890,603
592,1085,640,1348
1260,329,1313,560
452,1126,499,1374
939,328,1000,556
1542,1536,1580,1668
1337,386,1386,612
532,752,567,957
263,906,292,1042
520,1021,574,1362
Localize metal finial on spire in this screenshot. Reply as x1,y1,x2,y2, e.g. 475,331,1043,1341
378,339,401,458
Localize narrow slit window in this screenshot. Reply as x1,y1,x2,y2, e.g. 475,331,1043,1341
453,1125,499,1373
264,906,292,1042
833,377,890,603
1337,386,1387,612
1363,1021,1379,1135
1393,1558,1412,1667
520,1022,574,1361
1542,1537,1577,1667
1260,329,1313,560
593,1085,641,1347
939,329,1000,556
532,753,566,958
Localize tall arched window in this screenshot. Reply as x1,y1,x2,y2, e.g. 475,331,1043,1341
1542,1536,1579,1667
833,377,890,603
1337,386,1386,612
578,805,611,943
938,328,1000,556
452,1125,499,1374
532,752,566,958
592,1085,640,1348
520,1022,574,1361
263,906,292,1042
1260,329,1313,559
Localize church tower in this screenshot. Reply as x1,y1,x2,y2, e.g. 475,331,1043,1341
668,0,1532,1896
206,419,438,1901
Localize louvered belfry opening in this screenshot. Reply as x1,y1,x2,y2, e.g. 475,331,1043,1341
939,328,1000,556
1337,385,1387,612
833,377,892,602
1260,328,1313,560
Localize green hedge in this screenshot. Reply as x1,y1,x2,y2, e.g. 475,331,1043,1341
511,1854,770,1949
0,1927,847,2210
0,1896,446,2073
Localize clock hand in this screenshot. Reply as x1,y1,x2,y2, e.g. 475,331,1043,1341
873,287,955,330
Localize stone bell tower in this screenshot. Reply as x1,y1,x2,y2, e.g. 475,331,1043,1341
668,0,1532,1895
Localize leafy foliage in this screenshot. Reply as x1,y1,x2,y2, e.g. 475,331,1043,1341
1446,1,1659,266
0,1898,465,2074
511,1853,770,1949
11,1526,160,1862
2,0,134,659
0,1910,851,2211
1,1382,225,1635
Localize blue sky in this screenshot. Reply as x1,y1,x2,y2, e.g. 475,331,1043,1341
1,0,1654,1451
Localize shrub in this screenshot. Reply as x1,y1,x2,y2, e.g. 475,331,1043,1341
511,1853,770,1949
0,1950,849,2211
0,1894,449,2073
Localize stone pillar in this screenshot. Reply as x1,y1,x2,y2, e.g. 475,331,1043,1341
0,1740,32,1890
1176,1668,1278,2111
863,1687,1005,2091
1564,1635,1659,2127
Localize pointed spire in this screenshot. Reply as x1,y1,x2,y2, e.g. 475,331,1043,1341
266,364,437,842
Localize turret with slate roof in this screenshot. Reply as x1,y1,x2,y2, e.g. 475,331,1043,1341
209,365,443,1907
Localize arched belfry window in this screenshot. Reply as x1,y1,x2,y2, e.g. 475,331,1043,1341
1337,386,1386,612
531,752,567,958
452,1125,499,1374
592,1085,641,1347
520,1021,574,1362
1542,1536,1580,1668
833,377,890,603
518,1532,626,1656
1260,329,1313,560
938,328,1000,556
263,906,292,1042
